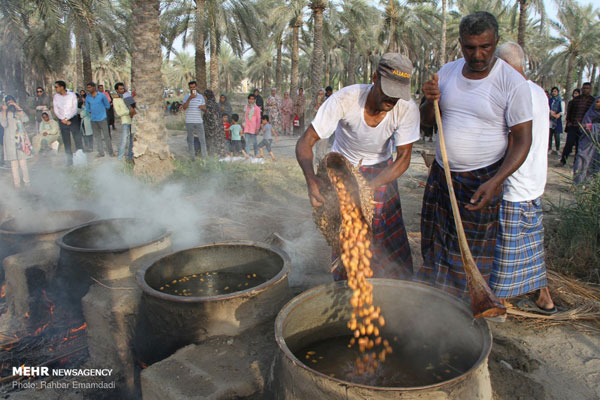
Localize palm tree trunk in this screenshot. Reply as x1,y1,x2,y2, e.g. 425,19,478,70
291,16,301,99
362,56,368,83
131,0,174,181
565,52,577,101
345,41,355,86
195,0,207,91
209,18,219,92
517,0,528,49
440,0,447,66
77,21,93,84
276,33,283,92
310,2,325,98
324,51,331,88
576,60,584,90
590,63,597,94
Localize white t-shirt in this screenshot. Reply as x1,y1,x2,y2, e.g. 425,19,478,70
311,84,420,166
503,81,549,202
435,58,533,172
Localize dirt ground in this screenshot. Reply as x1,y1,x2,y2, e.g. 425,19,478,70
1,123,598,400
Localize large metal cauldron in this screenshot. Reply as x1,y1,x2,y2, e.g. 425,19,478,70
0,210,96,269
274,279,492,400
136,241,290,362
56,218,171,299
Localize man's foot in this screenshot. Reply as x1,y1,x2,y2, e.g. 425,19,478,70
555,161,565,167
96,153,105,158
551,150,559,155
516,298,557,315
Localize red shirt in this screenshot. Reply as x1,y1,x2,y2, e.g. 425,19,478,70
223,122,231,140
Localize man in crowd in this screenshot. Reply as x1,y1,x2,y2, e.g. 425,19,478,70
293,87,306,136
114,82,136,162
53,80,84,166
325,86,333,100
417,12,533,299
253,88,264,113
182,81,207,160
98,84,115,133
296,53,420,279
559,82,596,167
34,87,51,131
85,82,113,157
491,42,556,314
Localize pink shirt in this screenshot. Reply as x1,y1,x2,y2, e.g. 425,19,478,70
243,105,261,134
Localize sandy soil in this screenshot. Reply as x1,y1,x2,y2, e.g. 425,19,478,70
0,125,598,400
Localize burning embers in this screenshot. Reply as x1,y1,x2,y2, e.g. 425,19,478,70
331,173,392,375
0,289,88,388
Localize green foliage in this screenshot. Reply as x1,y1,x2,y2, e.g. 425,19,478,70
547,175,600,283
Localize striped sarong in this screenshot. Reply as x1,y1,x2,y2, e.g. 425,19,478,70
415,160,502,300
489,198,547,298
333,159,413,280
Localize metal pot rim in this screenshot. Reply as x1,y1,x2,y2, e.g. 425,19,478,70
274,279,492,392
135,240,291,303
56,217,171,253
0,210,96,236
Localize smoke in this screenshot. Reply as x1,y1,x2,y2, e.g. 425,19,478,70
0,160,211,251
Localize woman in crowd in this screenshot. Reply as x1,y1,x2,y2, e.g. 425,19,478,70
280,92,293,136
78,93,94,152
203,89,226,156
0,96,31,187
218,95,232,120
265,88,282,136
33,112,60,153
548,86,563,155
573,97,600,184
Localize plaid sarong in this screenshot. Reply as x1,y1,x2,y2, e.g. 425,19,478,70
490,198,547,298
333,159,413,280
415,160,502,300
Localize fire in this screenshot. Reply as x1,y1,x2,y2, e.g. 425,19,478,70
1,283,5,298
137,359,148,369
25,312,30,318
41,290,55,315
70,323,87,333
33,321,50,336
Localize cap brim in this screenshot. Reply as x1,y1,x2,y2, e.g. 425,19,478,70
380,75,411,101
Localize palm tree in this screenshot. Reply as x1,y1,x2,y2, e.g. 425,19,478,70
131,0,173,179
195,0,208,91
217,44,245,93
550,0,600,100
309,0,326,98
514,0,545,49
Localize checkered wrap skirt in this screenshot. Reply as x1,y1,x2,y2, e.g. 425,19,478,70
415,160,502,300
489,198,547,298
333,159,413,280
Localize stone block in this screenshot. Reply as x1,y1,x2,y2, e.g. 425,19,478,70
141,323,275,400
3,241,59,323
81,277,142,399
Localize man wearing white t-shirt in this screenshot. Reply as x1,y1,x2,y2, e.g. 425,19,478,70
417,12,533,299
490,42,556,314
296,53,420,279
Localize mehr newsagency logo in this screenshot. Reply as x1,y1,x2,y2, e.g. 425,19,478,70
11,366,115,390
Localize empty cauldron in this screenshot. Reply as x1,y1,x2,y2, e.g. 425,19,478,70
56,218,171,300
274,279,492,399
136,241,290,361
0,210,96,263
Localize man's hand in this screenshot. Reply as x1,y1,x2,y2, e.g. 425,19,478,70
422,73,441,103
307,175,326,207
465,179,502,211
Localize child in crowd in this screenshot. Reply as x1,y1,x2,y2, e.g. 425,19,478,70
222,114,231,154
228,114,244,157
257,115,278,161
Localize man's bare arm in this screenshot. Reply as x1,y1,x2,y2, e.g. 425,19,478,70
369,143,413,189
466,120,532,211
295,125,326,206
420,74,440,127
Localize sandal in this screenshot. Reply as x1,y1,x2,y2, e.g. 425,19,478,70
516,298,558,315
